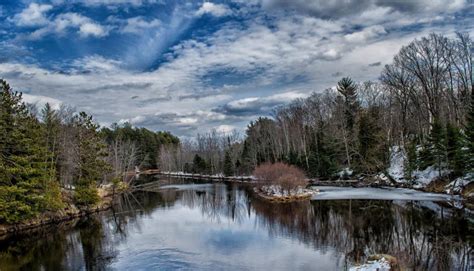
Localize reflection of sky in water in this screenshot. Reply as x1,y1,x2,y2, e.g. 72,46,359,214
110,199,340,271
1,180,470,270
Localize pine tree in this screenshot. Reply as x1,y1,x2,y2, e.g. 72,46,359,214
446,123,465,177
337,77,358,132
234,159,242,176
356,108,387,173
41,103,61,181
404,139,418,182
73,112,109,207
223,151,234,176
307,129,337,178
428,119,447,175
192,154,207,174
0,80,63,223
466,92,474,173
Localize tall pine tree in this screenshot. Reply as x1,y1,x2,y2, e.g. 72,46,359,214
0,80,63,223
223,151,234,177
73,112,110,207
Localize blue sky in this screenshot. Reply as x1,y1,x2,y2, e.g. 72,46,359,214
0,0,473,136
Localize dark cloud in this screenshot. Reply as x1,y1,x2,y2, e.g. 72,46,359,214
261,0,373,18
368,61,381,67
178,92,218,101
331,72,343,77
213,93,304,117
260,0,467,18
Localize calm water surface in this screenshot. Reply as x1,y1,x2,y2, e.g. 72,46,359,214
0,177,472,270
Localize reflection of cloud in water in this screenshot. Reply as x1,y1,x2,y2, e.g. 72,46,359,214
203,229,270,254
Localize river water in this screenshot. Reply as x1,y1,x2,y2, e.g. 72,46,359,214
0,176,472,270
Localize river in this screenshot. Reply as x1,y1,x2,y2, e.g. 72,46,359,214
0,176,472,270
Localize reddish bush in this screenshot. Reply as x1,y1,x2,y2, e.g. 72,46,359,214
253,162,307,195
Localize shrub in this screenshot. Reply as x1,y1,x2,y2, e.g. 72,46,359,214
253,162,307,195
74,185,99,207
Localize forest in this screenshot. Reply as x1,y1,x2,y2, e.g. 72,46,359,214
0,82,178,223
1,32,473,224
160,33,474,183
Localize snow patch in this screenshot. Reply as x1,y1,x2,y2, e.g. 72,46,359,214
350,257,391,271
445,173,474,194
337,167,353,178
387,146,406,182
412,166,449,187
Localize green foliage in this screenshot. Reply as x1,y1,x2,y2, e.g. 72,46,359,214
466,93,474,172
74,185,99,207
337,77,358,132
101,123,179,169
446,123,465,176
223,151,234,176
356,108,387,173
307,129,338,178
192,154,208,174
404,140,418,181
0,79,63,223
73,112,109,207
429,119,447,172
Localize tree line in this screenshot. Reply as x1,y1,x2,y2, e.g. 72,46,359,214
0,80,179,223
160,33,473,181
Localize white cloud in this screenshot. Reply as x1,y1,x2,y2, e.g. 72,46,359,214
2,0,471,136
120,16,161,33
27,12,109,39
196,2,232,17
79,22,107,37
22,93,62,110
13,3,53,27
215,124,236,134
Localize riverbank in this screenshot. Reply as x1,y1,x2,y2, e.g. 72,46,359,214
0,186,118,238
155,171,474,206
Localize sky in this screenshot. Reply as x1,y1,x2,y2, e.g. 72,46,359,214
0,0,473,137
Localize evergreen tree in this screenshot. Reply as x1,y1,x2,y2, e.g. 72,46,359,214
404,139,418,182
234,159,241,176
73,112,109,207
223,151,234,176
41,103,61,181
356,108,387,173
446,123,465,176
336,77,358,132
466,92,474,172
0,80,63,223
192,154,207,174
428,119,447,175
307,129,338,178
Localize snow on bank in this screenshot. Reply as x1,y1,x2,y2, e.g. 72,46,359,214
387,146,406,182
349,257,391,271
387,146,456,188
337,167,354,178
446,173,474,194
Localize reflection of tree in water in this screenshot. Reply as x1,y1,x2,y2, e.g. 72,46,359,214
251,198,472,270
0,180,471,270
173,183,251,224
0,216,118,271
146,180,472,270
76,216,118,271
